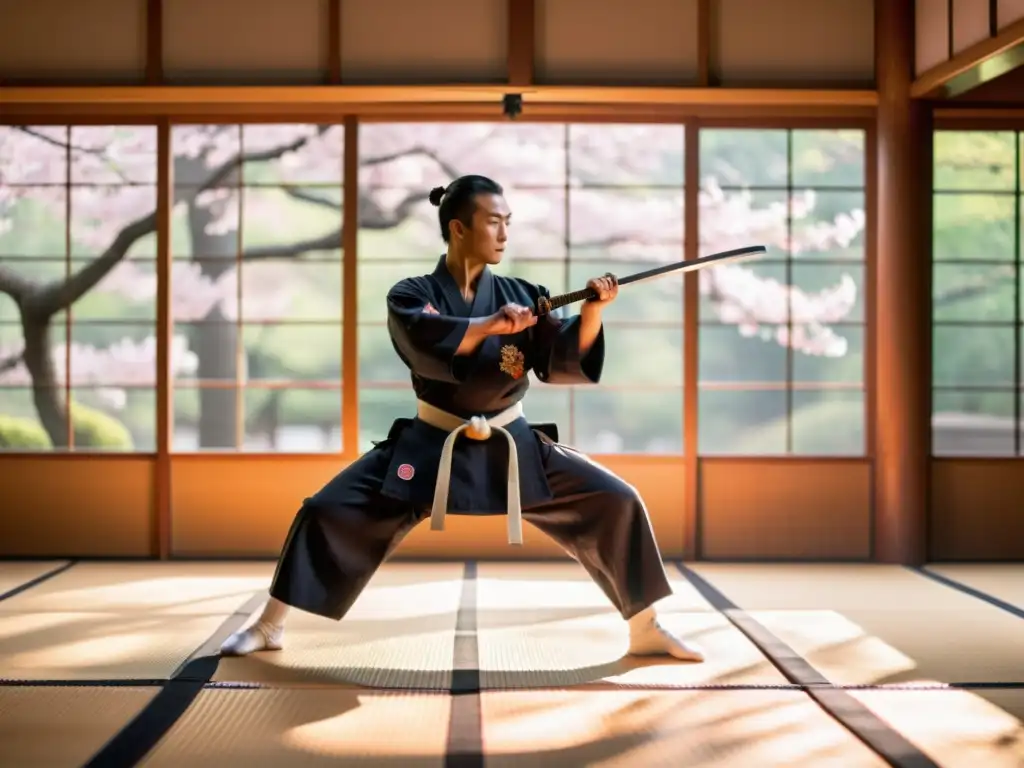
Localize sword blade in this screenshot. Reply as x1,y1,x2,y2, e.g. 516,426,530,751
618,245,767,286
537,244,767,314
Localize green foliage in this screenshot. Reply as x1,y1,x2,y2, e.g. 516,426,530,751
0,414,52,448
931,130,1023,436
731,397,864,455
70,401,135,450
0,401,134,450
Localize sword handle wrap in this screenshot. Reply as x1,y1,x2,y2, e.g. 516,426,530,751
536,273,615,316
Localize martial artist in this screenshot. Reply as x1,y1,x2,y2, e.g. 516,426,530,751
221,174,704,663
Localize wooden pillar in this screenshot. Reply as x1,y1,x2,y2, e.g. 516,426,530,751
874,0,931,564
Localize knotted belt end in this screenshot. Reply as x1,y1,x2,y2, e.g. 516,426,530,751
420,401,525,546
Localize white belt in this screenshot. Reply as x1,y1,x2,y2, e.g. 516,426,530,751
416,400,524,546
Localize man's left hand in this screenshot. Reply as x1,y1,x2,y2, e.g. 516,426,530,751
585,273,618,309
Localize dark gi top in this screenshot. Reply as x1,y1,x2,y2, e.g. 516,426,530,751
378,255,605,515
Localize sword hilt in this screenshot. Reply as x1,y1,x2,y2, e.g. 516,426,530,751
536,273,615,316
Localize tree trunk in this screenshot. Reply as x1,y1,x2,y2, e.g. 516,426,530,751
178,155,241,449
21,313,69,447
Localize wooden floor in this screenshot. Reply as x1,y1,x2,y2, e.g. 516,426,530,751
0,560,1021,767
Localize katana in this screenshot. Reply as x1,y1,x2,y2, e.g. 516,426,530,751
535,244,768,315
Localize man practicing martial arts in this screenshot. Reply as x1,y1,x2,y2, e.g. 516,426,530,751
221,174,704,663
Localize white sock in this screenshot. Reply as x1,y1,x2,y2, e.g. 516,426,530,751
219,596,289,657
626,606,704,662
259,597,290,628
628,606,657,635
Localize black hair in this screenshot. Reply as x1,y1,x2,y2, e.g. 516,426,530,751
429,174,504,243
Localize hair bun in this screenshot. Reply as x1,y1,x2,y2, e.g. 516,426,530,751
428,186,447,207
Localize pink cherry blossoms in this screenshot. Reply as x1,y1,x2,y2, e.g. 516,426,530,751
0,122,865,410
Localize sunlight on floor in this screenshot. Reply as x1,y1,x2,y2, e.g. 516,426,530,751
0,561,1022,767
851,688,1024,768
482,689,888,767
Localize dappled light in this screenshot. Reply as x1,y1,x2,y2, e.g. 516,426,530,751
850,688,1024,768
482,689,886,767
1,561,1022,765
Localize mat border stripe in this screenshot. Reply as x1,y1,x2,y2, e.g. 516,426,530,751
674,562,941,768
446,560,484,768
0,560,76,603
1,558,1021,767
1,678,1022,690
911,566,1024,620
78,591,266,768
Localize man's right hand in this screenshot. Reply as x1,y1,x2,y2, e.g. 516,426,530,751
483,303,538,336
456,304,537,356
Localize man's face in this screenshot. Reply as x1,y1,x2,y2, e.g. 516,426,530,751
459,193,510,265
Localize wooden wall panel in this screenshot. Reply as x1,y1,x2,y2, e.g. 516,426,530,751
916,0,1020,77
0,0,891,89
931,460,1024,560
916,0,951,76
534,0,700,85
953,0,993,54
998,0,1024,28
700,460,873,560
168,455,686,559
0,0,147,84
714,0,875,86
163,0,329,84
340,0,508,84
0,458,154,557
5,456,1024,562
169,456,346,556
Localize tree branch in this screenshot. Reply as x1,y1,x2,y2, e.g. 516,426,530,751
0,348,22,375
242,228,343,261
362,145,461,180
23,128,334,318
31,210,158,316
239,183,453,261
201,125,333,190
280,186,341,211
15,127,98,155
0,265,33,303
14,127,133,183
933,265,1015,307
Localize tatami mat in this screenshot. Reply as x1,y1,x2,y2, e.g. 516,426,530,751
0,562,273,680
213,563,463,690
849,689,1024,768
688,563,1024,686
138,689,450,767
0,685,159,767
1,560,1023,767
925,564,1024,610
475,563,788,689
480,689,889,767
0,561,69,598
0,561,274,615
0,610,239,680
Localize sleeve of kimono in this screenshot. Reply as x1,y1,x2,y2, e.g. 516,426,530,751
386,278,478,383
531,284,604,385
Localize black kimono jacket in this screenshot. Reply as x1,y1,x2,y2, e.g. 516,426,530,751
376,255,605,515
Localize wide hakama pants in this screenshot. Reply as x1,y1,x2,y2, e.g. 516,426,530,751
268,439,675,622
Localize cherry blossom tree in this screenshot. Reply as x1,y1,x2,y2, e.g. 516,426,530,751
0,122,870,449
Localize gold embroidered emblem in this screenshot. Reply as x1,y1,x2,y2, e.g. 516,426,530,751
499,344,525,380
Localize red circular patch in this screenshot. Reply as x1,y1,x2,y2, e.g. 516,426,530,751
397,464,415,480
